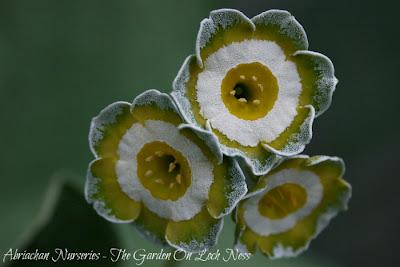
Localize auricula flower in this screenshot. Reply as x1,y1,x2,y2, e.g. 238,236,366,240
172,9,338,175
86,90,247,252
234,156,351,258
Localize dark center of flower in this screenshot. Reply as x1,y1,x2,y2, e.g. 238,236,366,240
233,83,252,100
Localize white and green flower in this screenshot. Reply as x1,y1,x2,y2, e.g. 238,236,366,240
85,90,247,252
172,9,338,175
234,155,351,258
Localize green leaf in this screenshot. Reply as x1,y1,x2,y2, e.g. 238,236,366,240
5,178,122,267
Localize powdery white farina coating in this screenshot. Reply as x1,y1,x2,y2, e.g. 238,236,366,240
243,168,323,236
115,120,214,222
196,39,302,147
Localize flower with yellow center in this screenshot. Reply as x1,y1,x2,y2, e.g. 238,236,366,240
86,90,247,252
234,155,351,258
172,9,338,175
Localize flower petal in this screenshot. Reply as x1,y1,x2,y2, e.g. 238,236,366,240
235,155,351,259
85,157,141,223
252,9,308,54
178,123,223,164
262,105,315,156
131,89,184,125
171,55,199,125
217,133,282,176
89,101,136,158
166,207,223,252
207,156,247,219
177,124,248,218
293,51,338,116
196,9,255,66
133,205,169,245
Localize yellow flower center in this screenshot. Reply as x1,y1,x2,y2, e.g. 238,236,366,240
137,141,191,201
221,62,278,120
258,183,307,219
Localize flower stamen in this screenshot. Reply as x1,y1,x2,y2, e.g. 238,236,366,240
176,174,182,184
155,151,164,157
168,162,176,172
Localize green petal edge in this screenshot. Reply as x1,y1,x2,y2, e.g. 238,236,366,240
89,101,132,158
207,156,247,218
178,123,248,218
252,9,309,54
132,89,183,115
178,123,223,164
171,55,198,125
225,146,281,176
85,158,141,223
294,50,338,117
196,9,255,67
133,206,169,246
166,208,224,252
262,105,315,157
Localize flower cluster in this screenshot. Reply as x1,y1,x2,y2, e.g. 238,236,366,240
86,9,351,258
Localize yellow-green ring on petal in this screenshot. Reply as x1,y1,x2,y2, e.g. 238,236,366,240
89,101,136,159
166,207,223,252
293,50,338,117
251,9,308,55
86,157,141,223
196,8,255,66
133,205,169,245
207,156,247,219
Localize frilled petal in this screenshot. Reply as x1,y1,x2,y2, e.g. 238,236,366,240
196,9,255,66
178,124,248,218
293,51,338,116
89,101,136,158
177,124,247,218
131,89,184,125
262,105,315,157
207,156,247,218
166,207,223,252
133,205,169,245
251,9,308,54
85,157,141,223
235,156,351,258
171,55,199,125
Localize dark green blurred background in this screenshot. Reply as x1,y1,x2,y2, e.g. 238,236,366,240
1,0,399,266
